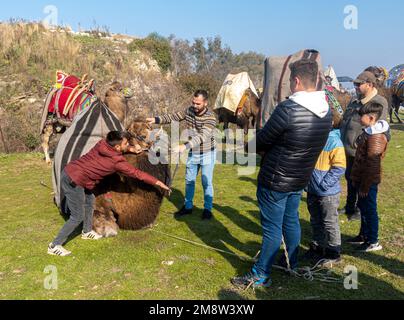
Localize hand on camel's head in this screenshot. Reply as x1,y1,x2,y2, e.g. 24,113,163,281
127,120,153,151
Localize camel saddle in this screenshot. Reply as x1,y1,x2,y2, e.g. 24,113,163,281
41,71,96,132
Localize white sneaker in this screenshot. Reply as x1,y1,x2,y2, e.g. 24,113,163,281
81,231,103,240
48,243,72,256
358,242,383,252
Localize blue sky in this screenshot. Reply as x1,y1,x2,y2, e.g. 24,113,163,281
1,0,402,77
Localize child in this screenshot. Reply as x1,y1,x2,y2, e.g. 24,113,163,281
350,103,390,252
306,108,346,267
48,131,171,257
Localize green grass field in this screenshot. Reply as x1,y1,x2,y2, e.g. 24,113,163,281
0,125,403,300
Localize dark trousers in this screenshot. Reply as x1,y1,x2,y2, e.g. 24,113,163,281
307,193,342,254
357,184,380,244
52,170,95,246
345,155,359,215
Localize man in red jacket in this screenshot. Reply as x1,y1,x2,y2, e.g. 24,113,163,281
48,131,170,256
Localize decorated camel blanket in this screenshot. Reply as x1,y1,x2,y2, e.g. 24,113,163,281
214,72,259,114
259,49,324,129
39,71,96,134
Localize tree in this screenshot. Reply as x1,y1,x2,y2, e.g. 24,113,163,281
128,33,172,72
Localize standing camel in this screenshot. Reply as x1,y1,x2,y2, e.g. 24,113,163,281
216,88,261,136
41,81,133,164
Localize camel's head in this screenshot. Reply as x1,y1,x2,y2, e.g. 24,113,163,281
364,66,388,88
126,120,154,151
105,81,134,101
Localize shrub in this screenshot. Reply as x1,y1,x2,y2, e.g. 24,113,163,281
178,73,221,105
128,33,172,72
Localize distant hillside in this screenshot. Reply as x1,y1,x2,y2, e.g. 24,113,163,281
0,22,188,153
0,22,266,153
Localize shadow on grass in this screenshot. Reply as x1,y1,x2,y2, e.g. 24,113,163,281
390,123,404,131
234,185,404,299
168,188,260,276
238,176,257,186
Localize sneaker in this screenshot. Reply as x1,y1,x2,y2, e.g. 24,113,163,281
346,207,361,221
174,207,193,218
357,242,383,252
346,235,366,245
47,243,71,257
317,249,342,268
231,268,272,289
202,209,213,220
339,206,360,216
303,243,324,262
337,208,346,215
347,212,361,221
81,231,103,240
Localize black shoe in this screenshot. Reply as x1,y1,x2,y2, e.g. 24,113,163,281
347,213,361,221
346,207,361,221
202,209,213,220
303,243,324,262
346,235,366,245
175,207,193,217
317,248,342,268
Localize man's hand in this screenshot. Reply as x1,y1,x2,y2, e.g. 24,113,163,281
128,145,143,154
155,180,172,195
172,144,187,154
146,118,156,125
359,191,369,198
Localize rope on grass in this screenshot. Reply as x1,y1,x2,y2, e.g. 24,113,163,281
149,229,254,263
149,228,344,284
275,237,344,284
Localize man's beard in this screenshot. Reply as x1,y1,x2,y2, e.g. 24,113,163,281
356,90,365,100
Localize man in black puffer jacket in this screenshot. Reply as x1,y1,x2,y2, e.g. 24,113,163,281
232,59,332,289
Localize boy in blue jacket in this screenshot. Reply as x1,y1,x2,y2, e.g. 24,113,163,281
306,109,346,267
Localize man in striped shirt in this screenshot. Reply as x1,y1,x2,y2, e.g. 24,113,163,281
147,90,217,220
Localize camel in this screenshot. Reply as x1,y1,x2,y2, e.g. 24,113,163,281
104,81,134,126
92,120,170,237
41,81,133,164
391,90,403,123
365,66,402,123
216,85,350,138
333,90,352,112
216,88,261,136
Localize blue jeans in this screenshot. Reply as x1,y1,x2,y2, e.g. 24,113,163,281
358,184,379,244
185,150,216,211
254,185,303,277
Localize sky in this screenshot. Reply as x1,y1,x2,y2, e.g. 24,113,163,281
1,0,403,78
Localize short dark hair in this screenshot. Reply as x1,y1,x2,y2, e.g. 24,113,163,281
359,102,384,120
194,89,209,101
106,131,131,147
289,59,319,88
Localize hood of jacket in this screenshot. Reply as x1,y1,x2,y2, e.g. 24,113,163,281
289,91,330,118
365,120,390,135
365,120,391,141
